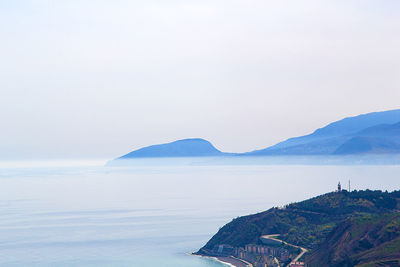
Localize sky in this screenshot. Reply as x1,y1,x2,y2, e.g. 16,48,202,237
1,0,400,160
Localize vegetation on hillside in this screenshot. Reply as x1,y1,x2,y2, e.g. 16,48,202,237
306,212,400,266
199,190,400,265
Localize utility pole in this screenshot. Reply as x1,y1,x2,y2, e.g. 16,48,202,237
349,180,351,192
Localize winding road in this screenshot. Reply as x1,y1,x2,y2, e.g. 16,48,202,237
260,234,308,264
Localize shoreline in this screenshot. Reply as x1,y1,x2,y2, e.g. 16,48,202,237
192,253,252,267
215,256,252,267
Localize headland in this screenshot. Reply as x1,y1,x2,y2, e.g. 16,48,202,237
197,189,400,266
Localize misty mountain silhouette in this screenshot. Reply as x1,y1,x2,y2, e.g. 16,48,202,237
114,109,400,160
245,109,400,156
118,138,227,158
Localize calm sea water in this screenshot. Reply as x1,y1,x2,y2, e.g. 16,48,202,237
0,158,400,266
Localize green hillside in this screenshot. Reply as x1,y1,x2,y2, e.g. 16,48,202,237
306,212,400,266
198,190,400,266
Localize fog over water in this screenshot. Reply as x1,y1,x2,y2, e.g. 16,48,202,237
2,1,400,266
0,159,399,266
1,1,400,159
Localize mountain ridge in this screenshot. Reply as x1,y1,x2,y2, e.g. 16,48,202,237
244,109,400,156
266,109,400,150
111,109,400,160
117,138,228,159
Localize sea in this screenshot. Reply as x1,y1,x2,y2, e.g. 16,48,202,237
0,157,400,267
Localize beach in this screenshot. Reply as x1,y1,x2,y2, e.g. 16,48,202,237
216,256,251,267
192,253,251,267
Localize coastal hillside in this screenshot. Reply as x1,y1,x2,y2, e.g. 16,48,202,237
333,122,400,155
265,109,400,149
110,110,400,162
306,212,400,266
198,190,400,266
116,138,227,159
245,109,400,156
333,136,400,155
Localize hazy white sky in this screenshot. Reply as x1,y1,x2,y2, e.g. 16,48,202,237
1,0,400,159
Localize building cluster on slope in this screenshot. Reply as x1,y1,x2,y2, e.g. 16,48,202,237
289,262,305,267
211,244,292,267
240,244,290,266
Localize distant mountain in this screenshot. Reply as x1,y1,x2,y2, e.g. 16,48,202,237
333,122,400,155
333,136,400,155
270,109,400,149
357,121,400,138
198,190,400,266
111,109,400,161
245,110,400,156
117,138,227,159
